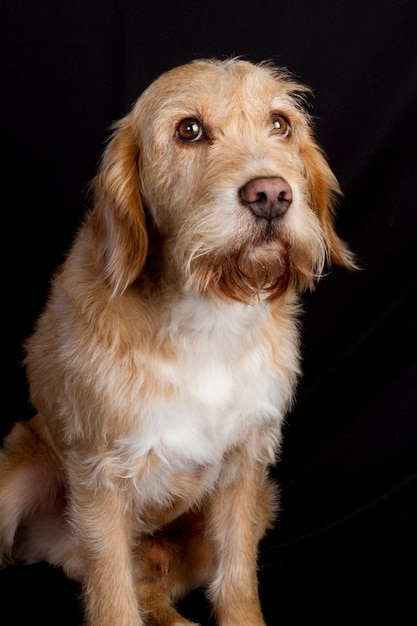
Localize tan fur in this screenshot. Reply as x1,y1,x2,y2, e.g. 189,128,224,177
0,58,354,625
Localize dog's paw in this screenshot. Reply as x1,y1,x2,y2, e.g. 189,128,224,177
141,606,201,626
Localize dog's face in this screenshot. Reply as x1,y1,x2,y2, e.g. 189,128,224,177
92,58,354,301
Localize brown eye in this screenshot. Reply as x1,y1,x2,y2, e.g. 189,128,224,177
176,117,204,142
271,113,291,138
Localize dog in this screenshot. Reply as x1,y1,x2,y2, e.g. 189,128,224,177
0,57,355,625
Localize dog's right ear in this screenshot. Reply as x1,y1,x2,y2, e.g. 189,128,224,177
90,119,148,297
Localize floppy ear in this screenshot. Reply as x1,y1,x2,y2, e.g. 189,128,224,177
301,138,356,270
90,119,148,296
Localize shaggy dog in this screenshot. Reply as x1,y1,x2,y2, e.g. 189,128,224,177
0,58,354,625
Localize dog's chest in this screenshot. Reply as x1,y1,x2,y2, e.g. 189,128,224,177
124,296,289,464
110,295,296,517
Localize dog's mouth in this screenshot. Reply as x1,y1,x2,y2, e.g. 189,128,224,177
185,231,292,304
233,236,292,296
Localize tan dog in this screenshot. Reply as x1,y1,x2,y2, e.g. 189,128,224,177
0,58,355,625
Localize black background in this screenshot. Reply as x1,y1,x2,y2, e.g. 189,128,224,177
2,1,417,624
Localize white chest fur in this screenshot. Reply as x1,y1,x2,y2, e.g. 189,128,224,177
72,291,301,524
114,294,296,472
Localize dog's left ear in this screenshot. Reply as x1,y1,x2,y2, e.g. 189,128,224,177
90,119,148,296
301,138,356,270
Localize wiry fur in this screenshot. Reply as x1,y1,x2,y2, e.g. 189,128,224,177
0,58,354,625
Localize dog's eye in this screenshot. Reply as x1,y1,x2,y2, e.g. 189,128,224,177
176,118,204,143
271,113,291,138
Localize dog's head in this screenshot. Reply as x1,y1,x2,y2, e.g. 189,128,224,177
91,58,355,302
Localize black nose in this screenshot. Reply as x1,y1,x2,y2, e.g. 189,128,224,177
240,176,293,220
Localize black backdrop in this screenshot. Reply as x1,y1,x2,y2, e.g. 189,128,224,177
2,1,417,624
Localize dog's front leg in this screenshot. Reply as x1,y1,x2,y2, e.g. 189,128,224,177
206,460,270,626
69,470,142,626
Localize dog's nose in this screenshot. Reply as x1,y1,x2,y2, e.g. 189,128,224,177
240,177,292,220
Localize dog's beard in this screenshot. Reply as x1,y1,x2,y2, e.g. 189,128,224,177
184,226,293,304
